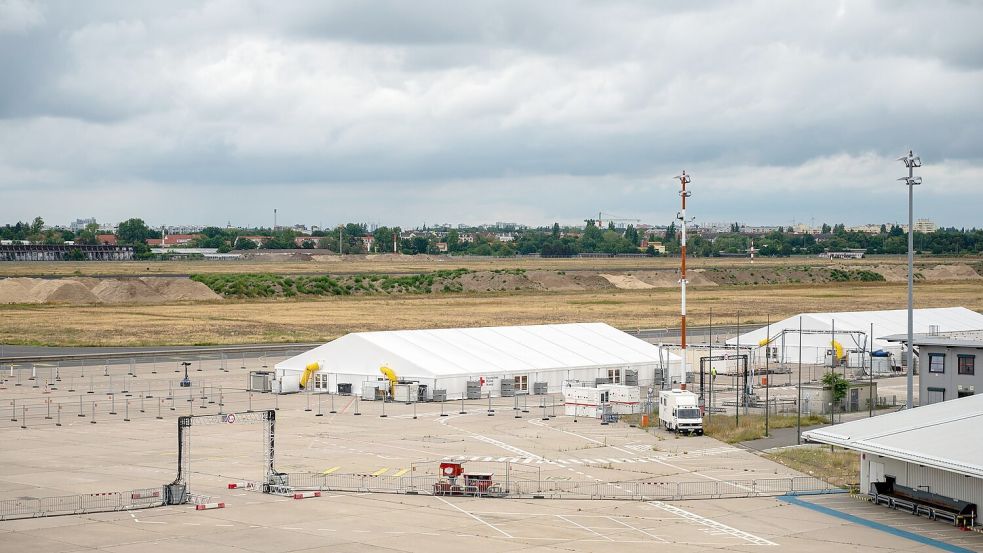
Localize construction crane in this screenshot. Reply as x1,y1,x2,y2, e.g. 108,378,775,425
588,212,641,228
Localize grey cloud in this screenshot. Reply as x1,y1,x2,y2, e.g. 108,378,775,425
0,0,981,228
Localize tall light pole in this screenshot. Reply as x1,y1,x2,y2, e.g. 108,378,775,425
898,150,921,410
675,170,692,390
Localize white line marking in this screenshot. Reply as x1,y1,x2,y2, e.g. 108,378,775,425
648,501,777,546
435,496,513,539
557,514,613,541
605,517,668,542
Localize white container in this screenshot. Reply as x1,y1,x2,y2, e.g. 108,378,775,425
394,383,419,403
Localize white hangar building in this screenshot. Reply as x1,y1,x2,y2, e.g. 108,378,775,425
725,307,983,368
804,393,983,526
273,323,680,399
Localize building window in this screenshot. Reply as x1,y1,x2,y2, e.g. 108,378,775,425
958,355,975,376
313,372,328,390
514,375,528,391
926,387,945,404
608,369,621,384
958,390,974,399
928,354,945,374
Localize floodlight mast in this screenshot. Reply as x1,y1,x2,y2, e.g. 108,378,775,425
676,170,692,390
898,150,922,410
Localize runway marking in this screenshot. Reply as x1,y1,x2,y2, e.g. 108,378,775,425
648,501,777,546
436,496,514,539
556,514,613,541
392,468,410,477
605,517,669,543
322,466,340,475
371,467,389,477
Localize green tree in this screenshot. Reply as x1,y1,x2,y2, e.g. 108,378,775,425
446,230,461,252
117,218,152,245
820,223,832,234
30,216,44,235
822,371,849,415
551,222,560,239
235,238,258,250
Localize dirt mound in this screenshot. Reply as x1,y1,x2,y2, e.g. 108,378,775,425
141,277,222,301
870,265,907,282
525,270,611,291
920,264,982,281
457,272,539,292
0,277,223,305
32,279,100,304
0,278,32,303
599,274,655,289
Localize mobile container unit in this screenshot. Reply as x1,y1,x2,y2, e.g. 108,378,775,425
563,385,640,417
659,389,703,435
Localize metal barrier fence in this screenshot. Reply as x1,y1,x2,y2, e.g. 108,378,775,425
0,487,163,521
280,473,837,501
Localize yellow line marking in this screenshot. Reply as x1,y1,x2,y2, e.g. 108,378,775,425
322,466,340,475
371,467,389,477
392,468,409,477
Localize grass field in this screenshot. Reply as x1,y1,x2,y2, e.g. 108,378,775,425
703,414,829,444
764,446,860,488
2,280,980,346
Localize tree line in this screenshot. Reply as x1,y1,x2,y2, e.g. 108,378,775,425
3,216,982,258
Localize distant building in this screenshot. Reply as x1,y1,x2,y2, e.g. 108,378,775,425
0,244,134,261
435,242,448,253
495,233,515,243
147,234,201,247
96,234,117,246
69,217,97,232
914,219,937,233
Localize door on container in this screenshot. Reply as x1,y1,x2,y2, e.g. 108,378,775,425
925,387,945,405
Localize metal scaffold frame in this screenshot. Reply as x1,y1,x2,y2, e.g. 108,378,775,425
166,409,280,504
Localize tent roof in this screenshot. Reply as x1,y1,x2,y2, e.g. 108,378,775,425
726,307,983,349
276,322,679,378
803,394,983,478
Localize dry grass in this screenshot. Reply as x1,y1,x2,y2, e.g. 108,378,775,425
764,446,860,488
0,254,972,278
704,414,829,443
1,280,981,347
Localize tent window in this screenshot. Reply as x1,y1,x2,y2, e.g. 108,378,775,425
514,375,528,391
313,373,328,390
928,354,945,374
958,355,975,376
608,369,621,384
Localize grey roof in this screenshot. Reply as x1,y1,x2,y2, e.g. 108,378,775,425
802,394,983,478
880,331,983,348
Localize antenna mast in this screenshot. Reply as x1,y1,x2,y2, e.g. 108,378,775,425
675,170,692,390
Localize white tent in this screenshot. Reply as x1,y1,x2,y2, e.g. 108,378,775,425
274,322,680,397
725,307,983,367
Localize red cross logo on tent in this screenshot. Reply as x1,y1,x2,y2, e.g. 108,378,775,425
479,377,486,386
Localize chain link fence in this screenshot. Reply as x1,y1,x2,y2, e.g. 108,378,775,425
0,487,164,521
279,473,837,501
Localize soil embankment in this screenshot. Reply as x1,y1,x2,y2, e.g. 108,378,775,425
0,262,978,304
0,277,221,305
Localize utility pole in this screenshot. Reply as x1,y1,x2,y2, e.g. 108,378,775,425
675,170,692,390
898,150,921,410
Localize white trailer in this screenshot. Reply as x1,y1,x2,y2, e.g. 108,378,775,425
563,385,640,417
659,389,703,435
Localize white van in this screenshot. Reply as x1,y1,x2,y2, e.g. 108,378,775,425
658,389,703,435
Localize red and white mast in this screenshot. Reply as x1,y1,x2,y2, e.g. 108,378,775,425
676,170,692,390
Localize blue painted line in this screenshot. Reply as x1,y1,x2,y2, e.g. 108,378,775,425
778,494,975,553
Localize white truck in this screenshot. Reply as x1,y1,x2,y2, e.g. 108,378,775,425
659,389,703,435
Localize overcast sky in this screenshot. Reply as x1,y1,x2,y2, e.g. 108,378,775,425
1,1,981,230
